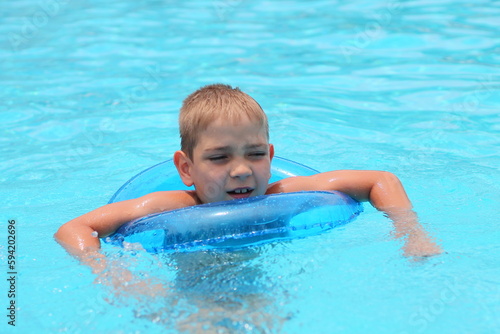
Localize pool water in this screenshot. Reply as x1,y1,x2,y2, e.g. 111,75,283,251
1,0,499,333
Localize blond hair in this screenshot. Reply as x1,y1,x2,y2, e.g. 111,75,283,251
179,84,269,158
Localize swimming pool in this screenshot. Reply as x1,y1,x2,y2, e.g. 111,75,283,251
1,0,499,333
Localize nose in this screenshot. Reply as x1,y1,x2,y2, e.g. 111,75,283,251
229,160,252,179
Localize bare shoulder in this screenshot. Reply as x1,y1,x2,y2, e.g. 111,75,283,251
266,171,351,194
139,190,200,212
266,175,315,194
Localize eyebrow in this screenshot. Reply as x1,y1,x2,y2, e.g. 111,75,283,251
203,143,268,152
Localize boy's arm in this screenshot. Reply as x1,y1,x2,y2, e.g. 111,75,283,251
268,170,442,257
268,170,411,209
54,190,197,297
54,190,198,256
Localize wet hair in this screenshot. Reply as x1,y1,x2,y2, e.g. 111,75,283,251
179,84,269,159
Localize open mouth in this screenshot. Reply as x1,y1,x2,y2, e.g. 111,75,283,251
227,187,254,198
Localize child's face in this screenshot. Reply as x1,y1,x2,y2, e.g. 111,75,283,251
182,116,273,203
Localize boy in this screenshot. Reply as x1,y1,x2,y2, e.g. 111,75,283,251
55,84,441,258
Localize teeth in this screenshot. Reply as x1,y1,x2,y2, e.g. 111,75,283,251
234,188,249,194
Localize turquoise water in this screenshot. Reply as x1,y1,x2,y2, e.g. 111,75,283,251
1,0,499,333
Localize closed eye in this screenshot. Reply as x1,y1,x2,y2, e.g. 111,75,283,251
248,151,267,158
208,155,228,162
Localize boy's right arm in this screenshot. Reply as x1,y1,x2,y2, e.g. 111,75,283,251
54,190,198,256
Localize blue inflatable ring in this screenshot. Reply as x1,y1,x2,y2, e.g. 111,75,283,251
105,157,363,253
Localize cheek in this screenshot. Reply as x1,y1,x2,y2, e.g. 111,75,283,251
205,168,226,184
201,182,221,201
257,167,272,184
200,170,227,195
260,162,272,179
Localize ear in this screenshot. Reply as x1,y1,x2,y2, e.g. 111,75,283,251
268,144,275,180
173,150,194,187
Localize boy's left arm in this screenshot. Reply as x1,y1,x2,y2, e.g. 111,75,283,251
268,170,442,258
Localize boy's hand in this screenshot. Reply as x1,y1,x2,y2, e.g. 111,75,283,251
386,208,442,258
95,264,168,300
403,233,443,258
78,249,168,300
